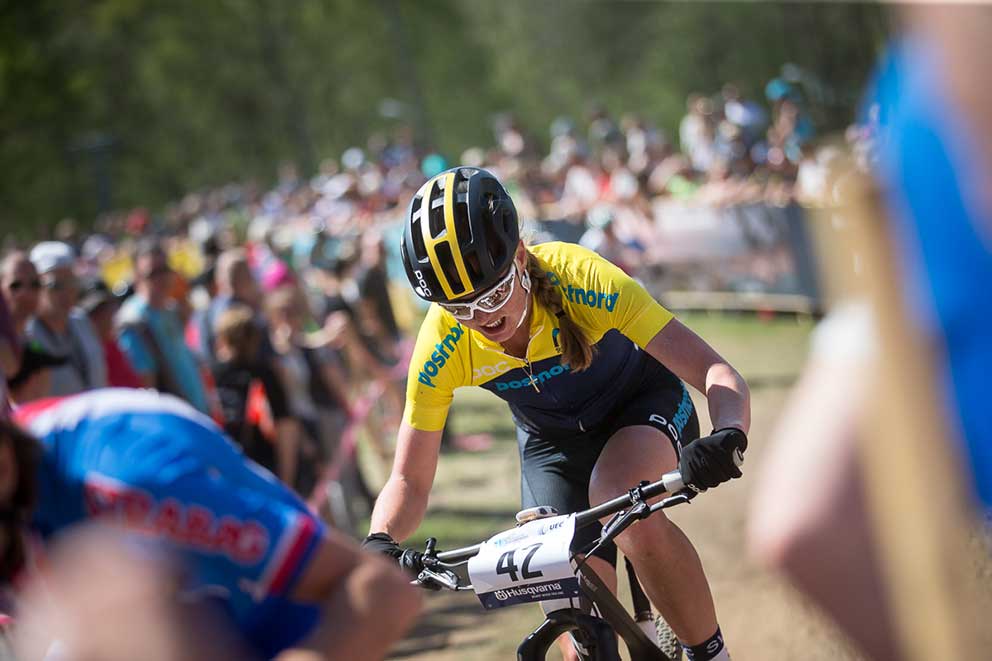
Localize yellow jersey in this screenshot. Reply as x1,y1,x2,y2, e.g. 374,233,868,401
402,242,676,435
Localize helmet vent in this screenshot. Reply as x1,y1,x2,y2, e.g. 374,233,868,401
434,242,464,295
484,215,507,270
411,216,427,260
428,197,447,239
453,202,472,247
464,252,482,283
502,207,515,233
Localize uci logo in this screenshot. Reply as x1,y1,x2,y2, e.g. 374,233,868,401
413,269,432,297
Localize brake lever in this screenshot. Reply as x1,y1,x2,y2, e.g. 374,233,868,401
414,566,462,591
648,491,693,513
409,537,463,591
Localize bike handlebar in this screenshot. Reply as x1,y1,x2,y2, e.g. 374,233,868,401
433,469,685,564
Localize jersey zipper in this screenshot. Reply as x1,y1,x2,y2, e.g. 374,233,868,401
480,321,546,393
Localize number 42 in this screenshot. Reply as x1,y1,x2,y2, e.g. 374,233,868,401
495,543,544,582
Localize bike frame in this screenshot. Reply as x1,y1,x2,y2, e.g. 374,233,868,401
424,470,690,660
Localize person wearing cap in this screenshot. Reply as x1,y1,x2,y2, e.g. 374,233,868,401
116,239,208,413
79,279,142,389
24,242,107,396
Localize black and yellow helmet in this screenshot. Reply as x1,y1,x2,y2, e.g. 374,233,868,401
401,167,519,303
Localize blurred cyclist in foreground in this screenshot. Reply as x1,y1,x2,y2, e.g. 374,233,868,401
0,385,420,660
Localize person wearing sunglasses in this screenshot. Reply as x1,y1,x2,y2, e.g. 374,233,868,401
363,167,750,661
0,251,37,414
0,252,42,342
23,242,107,398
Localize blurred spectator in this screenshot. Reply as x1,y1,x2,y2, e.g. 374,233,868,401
211,305,299,486
0,303,16,418
0,252,40,342
312,254,399,411
579,206,641,275
187,232,222,301
0,252,38,392
761,79,816,177
79,279,142,389
197,248,262,361
679,93,718,173
354,229,401,351
721,83,768,147
25,242,106,396
117,239,208,412
265,286,351,494
560,151,602,218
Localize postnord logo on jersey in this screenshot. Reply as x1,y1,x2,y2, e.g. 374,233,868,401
417,324,465,388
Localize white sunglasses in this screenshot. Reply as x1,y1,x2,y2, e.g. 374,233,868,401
440,264,525,320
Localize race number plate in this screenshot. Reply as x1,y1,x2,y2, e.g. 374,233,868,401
467,514,580,609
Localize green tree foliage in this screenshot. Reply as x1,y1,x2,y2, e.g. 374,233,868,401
0,1,888,234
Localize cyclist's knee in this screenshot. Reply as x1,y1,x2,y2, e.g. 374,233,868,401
612,509,679,558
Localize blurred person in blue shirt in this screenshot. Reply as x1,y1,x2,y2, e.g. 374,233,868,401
117,239,208,413
2,387,420,660
749,10,992,660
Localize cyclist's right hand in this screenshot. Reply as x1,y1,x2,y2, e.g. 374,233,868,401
678,427,747,492
361,533,427,575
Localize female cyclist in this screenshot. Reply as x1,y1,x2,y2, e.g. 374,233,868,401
363,167,749,661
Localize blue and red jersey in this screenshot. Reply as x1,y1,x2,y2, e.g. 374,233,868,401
14,388,326,657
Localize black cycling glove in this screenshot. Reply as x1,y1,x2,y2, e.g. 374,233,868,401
678,427,747,492
361,533,426,575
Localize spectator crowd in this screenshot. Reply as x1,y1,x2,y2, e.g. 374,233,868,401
1,71,855,520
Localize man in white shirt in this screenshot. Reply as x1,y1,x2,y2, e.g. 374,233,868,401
24,241,106,396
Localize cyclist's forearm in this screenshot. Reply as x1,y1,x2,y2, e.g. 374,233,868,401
284,557,421,661
369,475,431,541
705,363,751,433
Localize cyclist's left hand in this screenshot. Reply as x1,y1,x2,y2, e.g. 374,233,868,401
678,427,747,491
361,533,427,575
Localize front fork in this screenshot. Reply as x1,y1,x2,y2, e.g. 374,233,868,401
516,609,621,661
517,563,672,661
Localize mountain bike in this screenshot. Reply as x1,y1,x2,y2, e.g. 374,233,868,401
405,469,698,660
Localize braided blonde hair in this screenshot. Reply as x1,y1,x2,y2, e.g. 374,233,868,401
525,249,595,372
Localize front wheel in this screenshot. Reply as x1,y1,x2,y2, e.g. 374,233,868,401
568,626,622,661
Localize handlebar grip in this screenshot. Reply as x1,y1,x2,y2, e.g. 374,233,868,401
661,470,684,493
